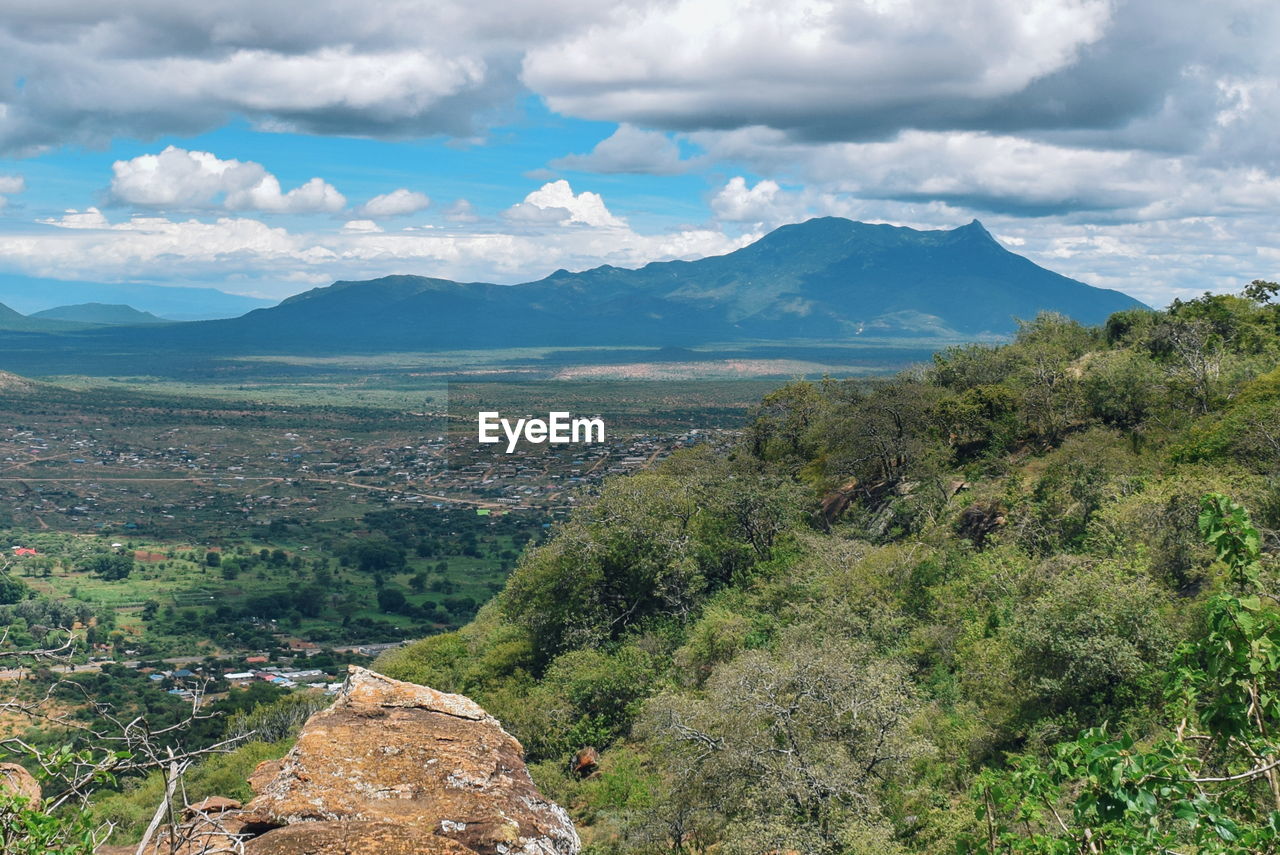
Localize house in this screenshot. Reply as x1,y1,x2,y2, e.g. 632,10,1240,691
11,547,37,557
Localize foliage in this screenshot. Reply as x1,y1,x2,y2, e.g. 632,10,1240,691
499,450,797,669
967,494,1280,853
0,791,100,855
78,553,133,581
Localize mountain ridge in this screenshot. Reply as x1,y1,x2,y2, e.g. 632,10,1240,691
205,217,1142,352
0,218,1147,358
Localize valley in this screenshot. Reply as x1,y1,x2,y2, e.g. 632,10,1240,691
0,374,774,665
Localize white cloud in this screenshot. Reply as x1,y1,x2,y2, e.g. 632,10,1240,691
444,199,479,223
342,219,383,233
551,124,692,174
110,146,346,214
711,177,788,224
505,180,626,228
357,189,431,218
0,174,24,208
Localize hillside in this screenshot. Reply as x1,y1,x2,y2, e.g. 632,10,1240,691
16,284,1280,854
355,287,1280,854
31,302,167,325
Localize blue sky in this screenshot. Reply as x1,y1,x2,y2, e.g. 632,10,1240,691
0,1,1275,309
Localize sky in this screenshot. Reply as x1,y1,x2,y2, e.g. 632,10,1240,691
0,0,1275,309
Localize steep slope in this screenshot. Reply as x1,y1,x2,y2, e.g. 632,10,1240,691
31,303,167,325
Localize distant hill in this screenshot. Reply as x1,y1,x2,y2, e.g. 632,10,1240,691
0,301,92,332
0,275,274,320
31,303,167,325
156,218,1144,353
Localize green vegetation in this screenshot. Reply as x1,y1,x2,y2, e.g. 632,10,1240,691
369,285,1280,853
0,504,545,659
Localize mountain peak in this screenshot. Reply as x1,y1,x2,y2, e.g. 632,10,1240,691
950,218,1000,245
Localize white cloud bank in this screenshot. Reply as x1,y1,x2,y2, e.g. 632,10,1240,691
3,181,748,298
110,147,345,213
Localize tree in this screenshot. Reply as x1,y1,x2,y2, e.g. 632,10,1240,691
0,572,28,605
500,455,794,668
1244,279,1280,305
641,634,925,855
80,554,133,581
376,587,407,614
1009,562,1171,723
744,380,824,462
346,539,406,574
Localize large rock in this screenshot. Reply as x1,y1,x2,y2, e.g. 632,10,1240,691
245,821,478,855
0,762,40,805
244,667,579,855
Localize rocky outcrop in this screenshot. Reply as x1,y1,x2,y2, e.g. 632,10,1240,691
243,667,578,855
185,795,242,818
0,762,40,805
99,667,579,855
245,820,480,854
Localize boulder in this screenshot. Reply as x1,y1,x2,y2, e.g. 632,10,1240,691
245,667,579,855
245,821,478,855
819,477,860,524
0,762,40,805
185,795,243,818
249,759,285,795
570,748,599,779
957,501,1006,548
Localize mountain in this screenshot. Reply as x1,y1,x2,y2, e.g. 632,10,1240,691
0,301,93,332
31,303,167,325
0,274,274,320
0,219,1147,365
162,218,1143,353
